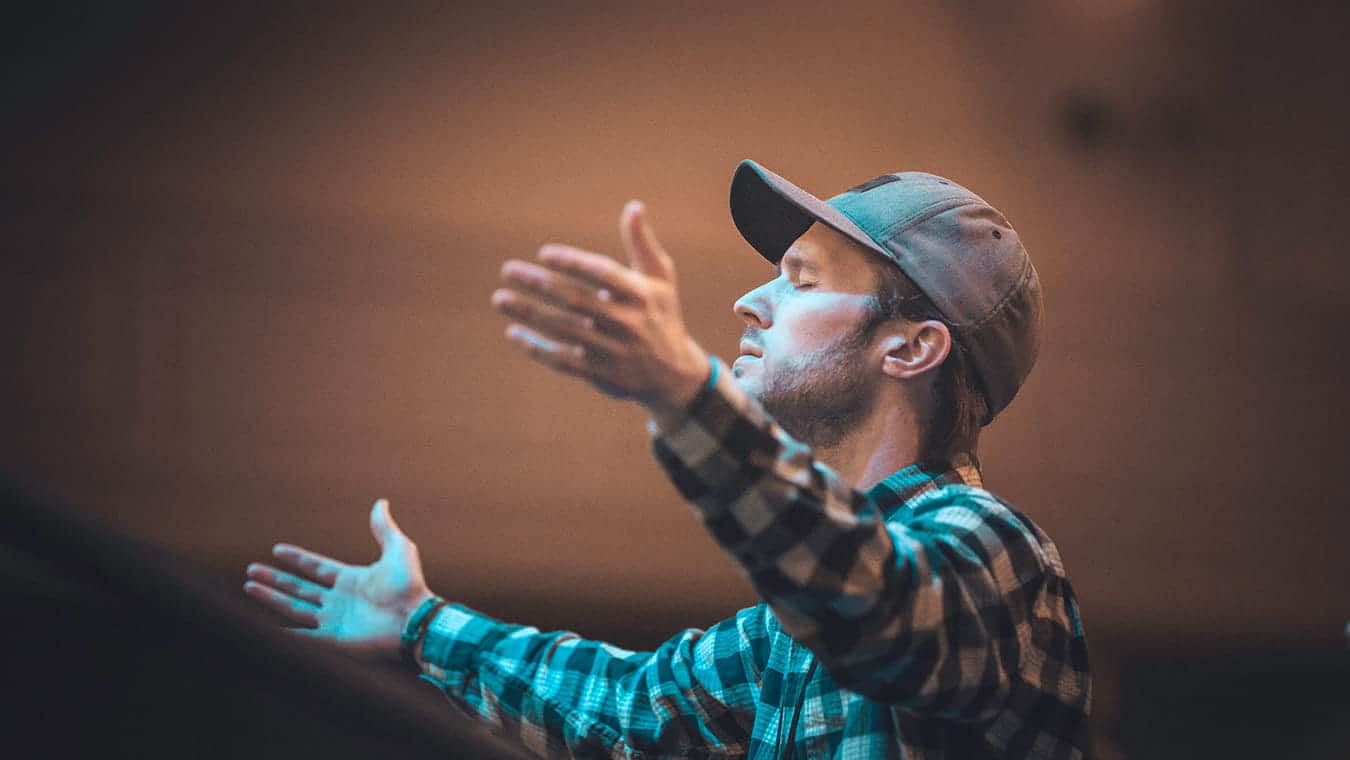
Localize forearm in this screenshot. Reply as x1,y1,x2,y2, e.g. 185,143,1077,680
413,602,759,757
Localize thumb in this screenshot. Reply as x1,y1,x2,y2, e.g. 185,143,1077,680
369,498,406,551
619,200,674,280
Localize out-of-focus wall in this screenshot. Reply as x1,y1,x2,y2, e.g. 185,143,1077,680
4,2,1348,755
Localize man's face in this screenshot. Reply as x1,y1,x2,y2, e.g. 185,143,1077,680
732,223,891,448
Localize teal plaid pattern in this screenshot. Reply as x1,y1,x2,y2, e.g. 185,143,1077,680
417,358,1090,758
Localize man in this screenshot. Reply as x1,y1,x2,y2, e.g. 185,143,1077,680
244,160,1091,758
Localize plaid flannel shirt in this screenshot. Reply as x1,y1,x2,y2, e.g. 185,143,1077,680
416,358,1091,758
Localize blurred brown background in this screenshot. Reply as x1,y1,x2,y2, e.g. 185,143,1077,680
4,2,1349,756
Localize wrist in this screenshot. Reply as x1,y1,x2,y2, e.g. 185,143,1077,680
405,588,436,618
399,591,446,669
650,348,714,430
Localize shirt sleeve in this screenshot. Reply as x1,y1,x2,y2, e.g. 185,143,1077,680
414,601,772,758
648,357,1049,721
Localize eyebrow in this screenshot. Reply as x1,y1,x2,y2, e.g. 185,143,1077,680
778,249,821,276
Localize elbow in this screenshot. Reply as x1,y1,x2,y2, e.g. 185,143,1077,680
769,614,1016,720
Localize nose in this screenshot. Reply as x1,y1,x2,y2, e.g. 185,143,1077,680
733,279,774,329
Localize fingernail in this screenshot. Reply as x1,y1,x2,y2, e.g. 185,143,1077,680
598,289,613,302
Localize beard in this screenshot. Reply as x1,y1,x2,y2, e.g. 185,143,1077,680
750,321,881,450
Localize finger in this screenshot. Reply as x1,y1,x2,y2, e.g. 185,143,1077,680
492,288,632,353
370,498,410,551
246,562,326,605
271,544,346,587
500,259,614,316
243,580,320,628
535,244,646,302
282,626,322,640
504,323,613,385
492,286,594,336
619,200,674,280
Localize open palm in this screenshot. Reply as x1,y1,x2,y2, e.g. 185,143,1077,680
244,499,434,662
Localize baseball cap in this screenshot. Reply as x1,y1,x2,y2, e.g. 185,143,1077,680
728,159,1043,424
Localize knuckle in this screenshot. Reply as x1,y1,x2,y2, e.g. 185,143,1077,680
519,269,546,292
560,283,587,307
614,312,642,335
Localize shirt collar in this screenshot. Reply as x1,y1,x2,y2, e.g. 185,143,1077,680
866,452,983,518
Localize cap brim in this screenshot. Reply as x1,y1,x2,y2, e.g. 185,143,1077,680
730,159,891,265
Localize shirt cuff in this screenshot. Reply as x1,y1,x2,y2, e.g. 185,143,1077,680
648,354,764,433
646,355,784,509
415,602,515,687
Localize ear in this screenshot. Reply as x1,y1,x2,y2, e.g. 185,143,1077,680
880,320,952,381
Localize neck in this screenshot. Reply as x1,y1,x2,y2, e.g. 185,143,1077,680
812,408,922,492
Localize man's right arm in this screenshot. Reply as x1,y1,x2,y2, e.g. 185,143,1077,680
413,602,767,758
243,498,767,758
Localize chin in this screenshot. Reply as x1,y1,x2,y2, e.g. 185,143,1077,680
732,371,763,401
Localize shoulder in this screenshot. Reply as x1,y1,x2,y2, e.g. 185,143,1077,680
888,483,1066,579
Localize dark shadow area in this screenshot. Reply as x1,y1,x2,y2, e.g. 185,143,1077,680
1088,633,1350,759
0,479,529,760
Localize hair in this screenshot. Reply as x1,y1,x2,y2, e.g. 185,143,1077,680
864,263,988,471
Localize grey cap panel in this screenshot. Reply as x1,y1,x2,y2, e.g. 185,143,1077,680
827,172,986,238
958,259,1043,419
885,202,1026,328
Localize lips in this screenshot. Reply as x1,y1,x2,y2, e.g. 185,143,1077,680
738,340,763,358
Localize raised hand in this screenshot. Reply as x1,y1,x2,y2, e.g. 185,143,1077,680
243,499,434,662
490,201,710,416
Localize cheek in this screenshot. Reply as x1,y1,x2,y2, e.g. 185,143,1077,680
770,299,868,353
